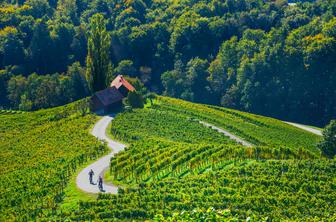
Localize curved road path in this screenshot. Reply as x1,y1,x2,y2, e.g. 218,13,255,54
201,120,322,147
76,115,126,194
76,115,320,194
284,121,322,136
200,121,254,147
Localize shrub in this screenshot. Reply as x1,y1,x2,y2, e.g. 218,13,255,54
318,120,336,158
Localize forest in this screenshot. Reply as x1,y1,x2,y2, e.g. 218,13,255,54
0,0,335,126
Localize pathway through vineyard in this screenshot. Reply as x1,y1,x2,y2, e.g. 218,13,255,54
200,121,254,147
284,122,322,136
76,114,321,194
76,115,126,194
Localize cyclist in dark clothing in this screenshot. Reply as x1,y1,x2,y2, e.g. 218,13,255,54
98,176,103,191
88,169,94,184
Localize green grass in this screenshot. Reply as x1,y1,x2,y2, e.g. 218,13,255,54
58,158,99,214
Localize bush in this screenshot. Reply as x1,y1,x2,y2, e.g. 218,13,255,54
126,91,144,108
318,120,336,158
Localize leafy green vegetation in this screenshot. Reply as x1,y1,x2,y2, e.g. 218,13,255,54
86,13,113,92
1,0,335,218
0,0,335,126
156,97,321,152
0,96,333,221
48,97,334,221
153,208,264,222
318,120,336,158
58,160,336,221
110,108,236,145
0,101,107,221
0,109,25,115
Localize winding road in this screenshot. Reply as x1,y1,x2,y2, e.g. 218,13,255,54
76,115,321,194
76,115,126,194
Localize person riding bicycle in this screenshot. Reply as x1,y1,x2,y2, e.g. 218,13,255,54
88,169,94,184
98,176,103,191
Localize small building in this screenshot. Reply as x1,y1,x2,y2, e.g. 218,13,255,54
90,75,136,113
111,75,136,97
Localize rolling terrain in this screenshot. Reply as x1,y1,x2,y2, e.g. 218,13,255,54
63,97,334,221
1,97,335,221
0,102,107,221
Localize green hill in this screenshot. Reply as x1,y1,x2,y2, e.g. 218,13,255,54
0,101,107,221
1,97,335,221
62,97,334,221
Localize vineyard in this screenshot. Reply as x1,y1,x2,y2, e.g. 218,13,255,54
0,109,25,115
57,160,336,221
50,97,335,221
0,102,107,221
107,107,318,185
156,97,321,151
1,97,335,221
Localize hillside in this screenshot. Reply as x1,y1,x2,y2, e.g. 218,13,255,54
51,97,334,221
0,102,107,221
1,0,336,220
1,97,335,221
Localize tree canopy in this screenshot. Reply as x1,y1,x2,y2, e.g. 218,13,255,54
0,0,335,125
86,13,112,92
318,120,336,158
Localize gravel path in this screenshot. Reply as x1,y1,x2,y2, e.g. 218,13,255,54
284,121,322,136
199,121,254,147
76,115,126,194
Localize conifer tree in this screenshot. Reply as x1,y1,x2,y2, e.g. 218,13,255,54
86,14,112,93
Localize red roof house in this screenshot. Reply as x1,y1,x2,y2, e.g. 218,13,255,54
110,75,135,97
90,75,136,113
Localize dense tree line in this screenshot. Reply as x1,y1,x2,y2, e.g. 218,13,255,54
0,0,335,125
6,62,89,110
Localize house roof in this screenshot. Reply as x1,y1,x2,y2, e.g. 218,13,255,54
110,75,136,92
94,87,124,106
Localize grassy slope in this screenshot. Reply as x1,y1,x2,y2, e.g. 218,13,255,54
2,97,333,221
106,97,320,184
157,97,321,151
0,102,107,221
59,97,336,221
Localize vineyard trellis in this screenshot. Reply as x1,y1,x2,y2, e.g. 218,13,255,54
2,97,334,221
51,97,334,221
0,101,108,221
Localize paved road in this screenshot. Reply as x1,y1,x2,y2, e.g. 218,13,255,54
76,115,126,194
200,121,254,147
284,121,322,136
